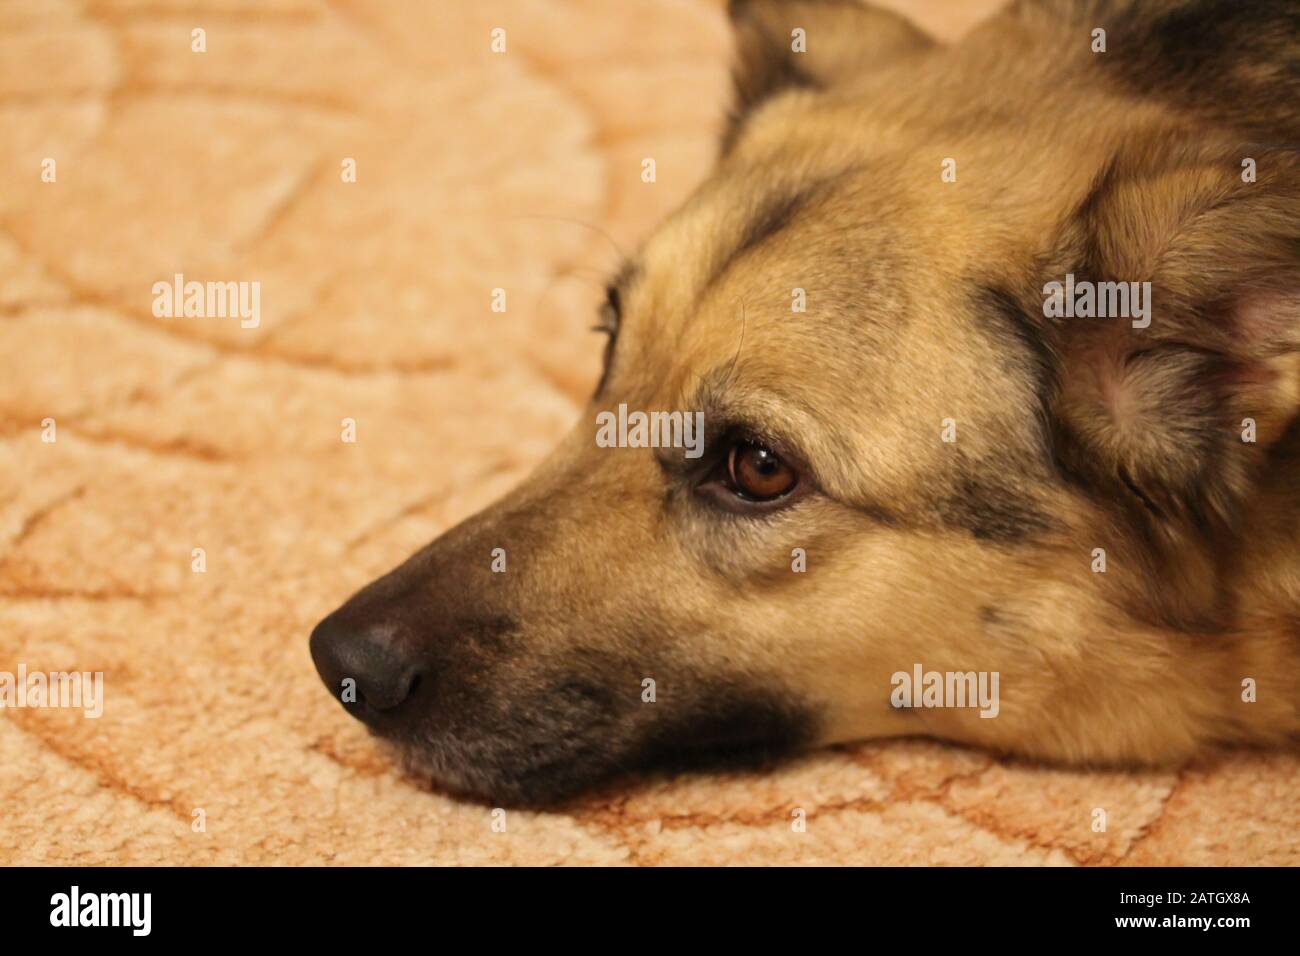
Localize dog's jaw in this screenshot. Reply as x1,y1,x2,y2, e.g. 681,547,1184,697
378,680,819,808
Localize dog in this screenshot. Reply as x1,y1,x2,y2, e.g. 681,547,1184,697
310,0,1300,806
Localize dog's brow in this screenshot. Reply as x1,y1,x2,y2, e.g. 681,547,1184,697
678,369,844,465
704,179,831,293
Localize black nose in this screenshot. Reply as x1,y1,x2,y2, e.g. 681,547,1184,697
309,614,424,724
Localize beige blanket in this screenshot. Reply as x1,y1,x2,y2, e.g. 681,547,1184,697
1,0,1295,865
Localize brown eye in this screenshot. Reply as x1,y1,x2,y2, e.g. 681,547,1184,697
727,442,797,501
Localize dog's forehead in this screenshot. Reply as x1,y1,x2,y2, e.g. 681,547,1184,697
618,102,1112,415
634,174,871,338
624,158,1000,396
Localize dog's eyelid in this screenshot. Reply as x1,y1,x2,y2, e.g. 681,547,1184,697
594,286,621,337
704,419,810,478
595,302,618,334
591,285,625,396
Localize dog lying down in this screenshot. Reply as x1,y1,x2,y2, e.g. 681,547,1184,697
311,0,1300,806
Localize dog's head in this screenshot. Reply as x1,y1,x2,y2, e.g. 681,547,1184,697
311,0,1300,805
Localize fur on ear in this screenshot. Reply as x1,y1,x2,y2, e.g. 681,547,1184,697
1048,141,1300,537
724,0,933,152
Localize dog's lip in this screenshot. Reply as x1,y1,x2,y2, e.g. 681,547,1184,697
373,679,818,806
380,725,623,807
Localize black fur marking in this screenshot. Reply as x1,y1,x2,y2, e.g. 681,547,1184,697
939,466,1056,543
707,184,825,294
635,682,817,777
979,284,1061,461
429,679,817,809
1086,0,1300,141
723,0,822,153
982,285,1056,386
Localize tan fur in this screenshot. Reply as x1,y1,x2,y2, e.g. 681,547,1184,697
316,0,1300,801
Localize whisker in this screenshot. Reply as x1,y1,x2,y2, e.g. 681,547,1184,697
722,299,748,389
503,214,629,268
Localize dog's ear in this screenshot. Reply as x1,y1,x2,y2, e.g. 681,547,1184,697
724,0,933,151
1046,143,1300,538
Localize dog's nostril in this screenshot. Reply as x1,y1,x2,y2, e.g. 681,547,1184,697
362,666,422,712
309,615,425,723
405,672,422,700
